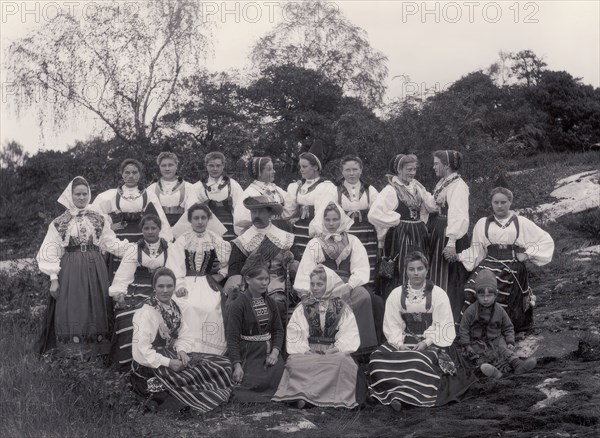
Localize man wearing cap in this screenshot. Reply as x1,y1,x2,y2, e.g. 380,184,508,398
224,196,297,323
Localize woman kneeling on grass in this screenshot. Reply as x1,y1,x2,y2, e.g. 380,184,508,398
368,251,477,411
272,265,366,409
130,267,233,413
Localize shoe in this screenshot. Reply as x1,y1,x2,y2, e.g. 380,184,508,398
480,363,503,379
513,358,537,375
390,400,402,412
296,400,306,409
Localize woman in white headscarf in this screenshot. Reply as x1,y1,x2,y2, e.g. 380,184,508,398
36,177,132,357
272,265,364,409
294,201,378,352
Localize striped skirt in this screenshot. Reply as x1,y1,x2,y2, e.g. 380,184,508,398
382,220,429,301
211,204,236,242
112,271,155,372
368,342,476,407
348,220,379,288
132,349,233,413
462,257,533,332
291,216,313,260
427,214,469,322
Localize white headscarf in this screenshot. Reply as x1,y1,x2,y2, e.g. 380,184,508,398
303,264,345,304
308,201,354,239
57,176,91,214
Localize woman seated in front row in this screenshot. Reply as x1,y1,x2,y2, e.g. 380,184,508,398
369,251,477,411
226,253,285,403
272,265,365,409
294,201,378,354
131,267,233,413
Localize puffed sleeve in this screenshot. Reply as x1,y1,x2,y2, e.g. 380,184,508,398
131,305,172,368
279,185,296,220
293,238,323,296
166,235,187,291
285,182,300,218
517,216,554,266
347,236,370,289
286,305,311,354
174,313,196,353
98,216,133,257
90,189,116,214
193,182,208,203
367,185,401,228
313,181,337,210
367,186,380,207
108,243,139,296
414,180,438,225
146,191,173,242
211,231,231,277
458,217,488,271
382,286,407,348
36,223,65,281
232,192,252,236
334,303,360,353
229,179,245,212
445,179,469,246
423,287,456,347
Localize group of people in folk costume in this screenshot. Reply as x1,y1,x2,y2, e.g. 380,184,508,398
36,142,555,413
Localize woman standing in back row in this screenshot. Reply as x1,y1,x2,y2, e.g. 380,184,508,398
427,150,470,322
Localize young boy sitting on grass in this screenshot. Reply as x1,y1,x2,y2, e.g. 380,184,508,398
459,269,537,378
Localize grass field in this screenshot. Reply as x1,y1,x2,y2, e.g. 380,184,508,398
1,151,599,437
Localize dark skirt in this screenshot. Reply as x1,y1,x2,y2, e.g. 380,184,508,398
210,202,235,242
41,248,112,357
131,349,233,413
368,342,477,407
427,214,470,322
291,216,313,260
463,258,534,332
112,269,155,372
347,219,379,289
382,220,429,301
233,339,285,403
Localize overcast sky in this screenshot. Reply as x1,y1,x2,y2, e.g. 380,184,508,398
1,0,599,154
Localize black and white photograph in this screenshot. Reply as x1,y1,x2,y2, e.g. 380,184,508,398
1,0,599,436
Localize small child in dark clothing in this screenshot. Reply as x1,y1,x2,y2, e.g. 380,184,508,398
459,269,536,378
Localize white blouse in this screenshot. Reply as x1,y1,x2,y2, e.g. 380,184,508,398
167,230,231,289
91,188,173,241
286,301,360,354
458,213,555,271
434,175,469,245
233,181,295,235
367,178,437,228
383,285,456,348
285,179,337,217
193,176,244,205
294,234,370,294
108,243,170,296
36,212,131,281
131,303,196,368
147,179,195,209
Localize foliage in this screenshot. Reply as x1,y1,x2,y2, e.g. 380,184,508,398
6,0,212,147
250,0,388,108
